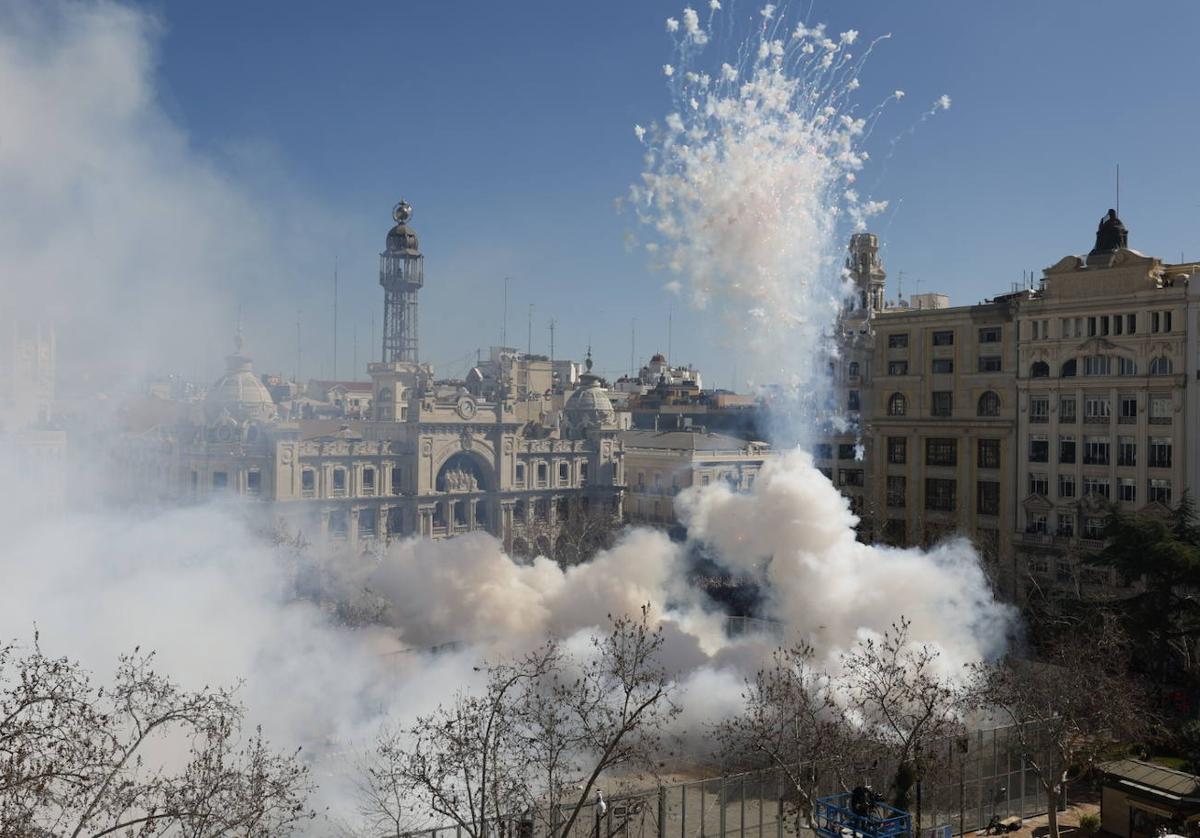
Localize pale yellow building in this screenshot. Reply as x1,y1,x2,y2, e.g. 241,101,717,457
621,429,769,528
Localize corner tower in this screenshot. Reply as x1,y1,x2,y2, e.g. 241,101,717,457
380,200,423,363
847,232,886,317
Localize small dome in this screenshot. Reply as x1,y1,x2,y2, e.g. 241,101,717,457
385,200,420,254
650,353,667,364
564,378,616,433
206,333,277,422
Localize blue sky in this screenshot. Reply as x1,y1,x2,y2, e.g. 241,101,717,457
133,0,1200,387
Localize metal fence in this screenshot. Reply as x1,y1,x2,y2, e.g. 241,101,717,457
407,724,1051,838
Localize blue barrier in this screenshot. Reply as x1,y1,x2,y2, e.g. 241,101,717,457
814,792,912,838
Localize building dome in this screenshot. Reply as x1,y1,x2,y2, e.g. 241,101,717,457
563,350,615,433
206,333,277,422
650,353,667,364
385,200,420,254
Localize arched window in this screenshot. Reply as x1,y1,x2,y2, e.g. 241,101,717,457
887,393,907,417
1150,356,1173,375
848,361,860,378
1060,359,1077,378
977,391,1001,417
1118,357,1137,376
1030,361,1050,378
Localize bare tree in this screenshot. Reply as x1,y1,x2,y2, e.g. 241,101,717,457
969,616,1149,838
519,500,622,566
360,607,679,838
0,636,313,836
717,642,856,833
839,618,965,833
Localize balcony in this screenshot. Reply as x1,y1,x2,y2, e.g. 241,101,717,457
1118,415,1137,425
1084,415,1110,425
1149,416,1172,425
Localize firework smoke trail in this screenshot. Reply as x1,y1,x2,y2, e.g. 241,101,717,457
630,2,902,439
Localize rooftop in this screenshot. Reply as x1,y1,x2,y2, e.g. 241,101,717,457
1100,759,1200,802
619,429,766,453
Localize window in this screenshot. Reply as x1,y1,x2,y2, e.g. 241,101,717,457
932,330,954,346
328,510,348,538
1150,396,1172,424
1118,436,1136,467
515,463,526,483
1057,514,1075,538
537,463,548,485
1030,397,1049,423
1027,514,1048,535
1084,517,1105,539
1118,477,1136,502
1084,397,1111,423
1059,435,1076,464
887,360,909,376
1117,357,1137,376
558,462,570,483
1149,479,1173,505
1061,318,1073,338
1083,477,1110,499
302,469,316,497
839,469,865,487
1058,473,1076,499
847,390,860,411
362,467,375,493
847,361,860,378
1087,317,1097,337
977,391,1001,417
514,500,527,521
1059,397,1077,423
332,468,346,494
247,470,261,495
931,391,952,417
1149,437,1173,469
888,333,909,348
1114,315,1124,335
1028,435,1048,463
391,466,403,494
977,481,1000,515
1060,358,1077,377
979,326,1001,343
931,358,954,374
838,443,857,460
212,471,228,490
884,518,907,544
1029,473,1049,496
1119,396,1138,423
1150,356,1173,375
1084,355,1110,376
580,462,589,483
887,437,906,465
978,439,1001,469
1030,361,1050,378
359,507,377,537
1100,315,1110,336
813,444,833,459
886,475,907,508
977,355,1002,373
1083,436,1110,465
925,478,956,511
926,438,957,467
888,393,907,416
1126,313,1136,334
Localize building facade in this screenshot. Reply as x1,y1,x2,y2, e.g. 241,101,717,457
113,202,625,557
824,214,1199,602
621,429,770,529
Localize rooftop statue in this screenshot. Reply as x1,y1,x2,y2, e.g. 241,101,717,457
1092,208,1129,253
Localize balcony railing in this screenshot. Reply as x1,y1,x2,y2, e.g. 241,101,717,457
1149,416,1172,425
1084,415,1110,424
1118,415,1137,424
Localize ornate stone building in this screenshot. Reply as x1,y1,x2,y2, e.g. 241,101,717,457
114,202,625,555
824,212,1199,602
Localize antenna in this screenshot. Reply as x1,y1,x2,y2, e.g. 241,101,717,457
332,257,339,381
667,305,673,364
630,318,637,377
296,310,302,385
500,277,510,349
548,318,556,364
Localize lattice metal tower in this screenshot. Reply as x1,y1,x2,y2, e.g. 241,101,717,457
380,200,424,363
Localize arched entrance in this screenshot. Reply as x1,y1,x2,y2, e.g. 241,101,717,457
436,451,491,493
